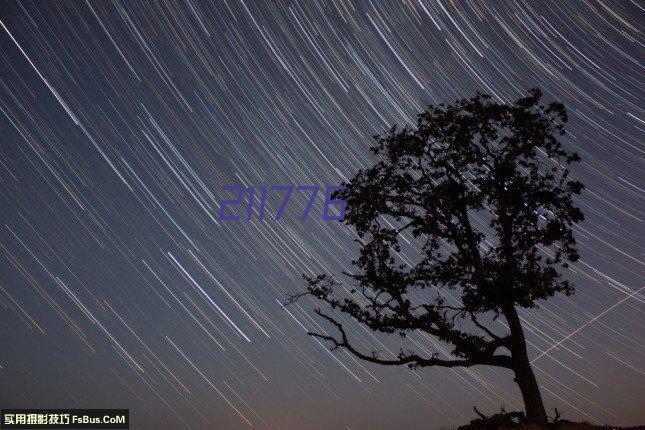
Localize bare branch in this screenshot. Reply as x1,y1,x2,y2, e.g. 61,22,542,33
311,309,513,369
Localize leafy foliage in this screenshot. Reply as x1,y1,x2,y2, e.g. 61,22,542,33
290,89,583,371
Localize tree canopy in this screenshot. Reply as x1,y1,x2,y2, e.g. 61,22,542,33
290,89,585,425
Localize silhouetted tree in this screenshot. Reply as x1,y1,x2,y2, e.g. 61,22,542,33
290,89,584,425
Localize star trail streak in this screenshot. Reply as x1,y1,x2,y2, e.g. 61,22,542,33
0,1,643,429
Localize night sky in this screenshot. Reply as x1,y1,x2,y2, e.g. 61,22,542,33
0,1,643,429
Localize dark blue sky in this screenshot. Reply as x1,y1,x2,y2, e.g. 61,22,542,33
0,1,643,429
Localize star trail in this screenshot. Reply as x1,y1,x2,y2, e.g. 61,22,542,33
0,1,643,429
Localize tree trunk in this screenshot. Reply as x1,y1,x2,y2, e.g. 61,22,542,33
503,306,548,426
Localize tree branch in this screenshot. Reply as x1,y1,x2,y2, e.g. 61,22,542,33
310,309,513,369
